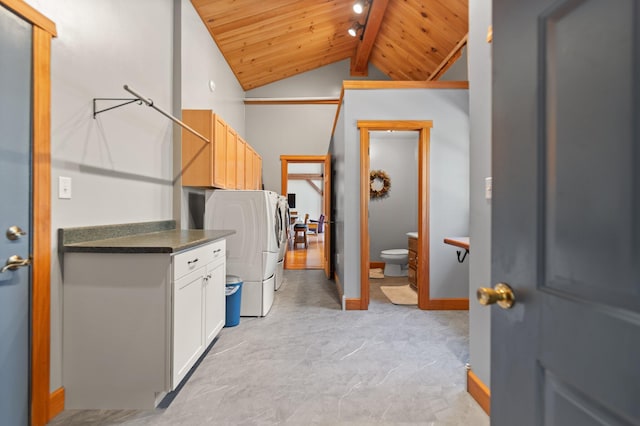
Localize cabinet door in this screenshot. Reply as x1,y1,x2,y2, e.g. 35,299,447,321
254,151,262,189
236,137,246,189
181,110,213,187
204,260,225,346
212,114,227,188
226,127,237,189
245,146,255,189
172,267,205,389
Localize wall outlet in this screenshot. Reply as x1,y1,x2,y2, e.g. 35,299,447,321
485,177,492,200
59,176,72,199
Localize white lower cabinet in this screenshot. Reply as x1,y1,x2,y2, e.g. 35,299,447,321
204,255,226,346
171,239,226,389
172,266,206,387
63,238,226,409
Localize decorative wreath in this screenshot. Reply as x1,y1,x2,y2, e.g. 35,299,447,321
370,169,391,199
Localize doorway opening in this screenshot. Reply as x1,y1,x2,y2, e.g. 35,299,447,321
368,130,419,307
358,121,431,309
358,120,469,310
280,155,332,277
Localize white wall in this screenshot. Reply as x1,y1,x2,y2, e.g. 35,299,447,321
246,104,335,193
335,88,470,302
369,132,419,261
287,163,323,220
26,0,175,392
440,46,468,81
246,59,389,98
468,0,492,388
26,0,246,392
179,0,246,227
330,110,347,297
245,59,390,194
180,0,244,134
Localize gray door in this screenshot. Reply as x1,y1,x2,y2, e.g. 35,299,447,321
491,0,639,425
0,5,33,425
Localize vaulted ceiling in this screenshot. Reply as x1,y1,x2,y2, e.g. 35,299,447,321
191,0,468,90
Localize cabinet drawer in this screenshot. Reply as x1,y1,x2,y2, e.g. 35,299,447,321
408,249,417,268
173,245,212,280
204,239,225,266
408,236,417,252
407,268,418,288
408,266,417,285
173,240,226,280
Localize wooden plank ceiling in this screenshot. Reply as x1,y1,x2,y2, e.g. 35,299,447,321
191,0,468,90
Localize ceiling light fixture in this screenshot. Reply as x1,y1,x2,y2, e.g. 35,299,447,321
352,0,369,14
348,22,364,37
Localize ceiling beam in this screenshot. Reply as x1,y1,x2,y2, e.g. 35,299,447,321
350,0,390,76
306,180,323,196
428,33,468,81
288,173,323,180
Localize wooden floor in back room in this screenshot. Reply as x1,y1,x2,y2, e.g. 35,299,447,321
285,232,324,270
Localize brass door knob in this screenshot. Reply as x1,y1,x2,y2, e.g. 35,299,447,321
477,282,515,309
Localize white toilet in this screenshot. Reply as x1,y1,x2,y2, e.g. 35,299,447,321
380,248,409,277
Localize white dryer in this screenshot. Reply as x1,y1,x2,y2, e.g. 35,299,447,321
275,195,289,290
204,190,281,316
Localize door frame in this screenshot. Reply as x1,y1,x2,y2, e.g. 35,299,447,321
358,120,468,310
280,155,332,276
0,1,56,425
358,121,430,310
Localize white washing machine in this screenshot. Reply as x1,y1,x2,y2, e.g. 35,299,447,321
204,190,281,317
275,195,289,290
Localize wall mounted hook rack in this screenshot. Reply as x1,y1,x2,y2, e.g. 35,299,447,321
92,85,210,144
93,98,142,118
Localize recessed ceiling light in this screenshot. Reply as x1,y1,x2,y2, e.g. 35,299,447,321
348,22,364,37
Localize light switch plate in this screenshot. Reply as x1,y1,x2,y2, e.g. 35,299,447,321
485,177,492,200
59,176,72,199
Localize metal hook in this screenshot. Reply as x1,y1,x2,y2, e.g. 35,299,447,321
456,249,469,263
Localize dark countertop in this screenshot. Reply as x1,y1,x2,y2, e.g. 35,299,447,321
59,220,235,254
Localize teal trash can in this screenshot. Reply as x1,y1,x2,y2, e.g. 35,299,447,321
225,275,243,327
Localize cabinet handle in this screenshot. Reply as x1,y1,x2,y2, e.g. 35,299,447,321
187,258,199,265
213,249,222,254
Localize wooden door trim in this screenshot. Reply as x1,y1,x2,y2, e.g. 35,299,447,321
47,388,65,421
467,369,491,415
1,0,57,36
357,120,469,311
358,120,433,310
280,155,328,196
31,24,54,426
323,154,332,278
280,155,329,272
280,155,327,196
1,2,59,424
359,126,370,309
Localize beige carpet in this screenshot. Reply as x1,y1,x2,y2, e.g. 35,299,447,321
380,284,417,305
369,268,385,279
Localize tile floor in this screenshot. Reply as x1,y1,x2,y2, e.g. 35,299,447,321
48,270,489,425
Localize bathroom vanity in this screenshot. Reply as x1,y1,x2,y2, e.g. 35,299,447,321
59,221,234,409
407,232,418,290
